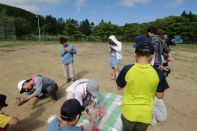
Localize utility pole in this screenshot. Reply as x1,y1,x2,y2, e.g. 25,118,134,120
42,25,45,40
37,15,41,41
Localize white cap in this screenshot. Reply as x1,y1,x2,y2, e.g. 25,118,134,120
17,80,26,93
86,80,99,97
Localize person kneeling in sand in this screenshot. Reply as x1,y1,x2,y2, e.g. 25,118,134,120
66,79,99,107
17,75,58,104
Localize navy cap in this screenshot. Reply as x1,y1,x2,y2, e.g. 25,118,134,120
60,99,84,121
135,43,155,56
133,35,150,48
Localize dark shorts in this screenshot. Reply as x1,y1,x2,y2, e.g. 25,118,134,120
121,115,149,131
46,84,58,100
39,84,58,100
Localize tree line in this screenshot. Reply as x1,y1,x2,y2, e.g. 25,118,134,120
0,3,197,43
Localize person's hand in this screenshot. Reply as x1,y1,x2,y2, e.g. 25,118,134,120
109,45,114,48
90,101,96,107
65,48,71,52
167,55,174,61
16,97,28,106
159,66,164,71
87,115,93,122
47,115,57,123
98,106,105,117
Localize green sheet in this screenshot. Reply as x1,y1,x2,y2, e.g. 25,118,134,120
77,92,122,131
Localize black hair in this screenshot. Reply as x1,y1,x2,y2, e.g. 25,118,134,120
147,26,158,35
60,99,84,122
109,39,117,46
26,78,32,83
60,112,81,122
59,37,67,44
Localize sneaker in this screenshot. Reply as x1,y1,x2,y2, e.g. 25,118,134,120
66,78,70,83
70,78,76,83
51,98,57,103
111,76,115,80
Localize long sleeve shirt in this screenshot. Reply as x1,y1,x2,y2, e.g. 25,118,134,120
60,44,77,64
30,76,56,96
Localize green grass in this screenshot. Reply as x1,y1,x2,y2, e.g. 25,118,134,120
0,40,197,51
171,44,197,52
176,44,197,49
0,40,107,47
0,40,57,47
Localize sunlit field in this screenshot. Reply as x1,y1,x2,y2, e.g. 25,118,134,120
0,41,197,131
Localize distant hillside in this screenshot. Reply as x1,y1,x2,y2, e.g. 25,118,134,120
0,3,196,43
0,3,65,39
0,3,36,20
0,3,39,38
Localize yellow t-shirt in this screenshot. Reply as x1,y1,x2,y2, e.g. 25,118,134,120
122,64,159,124
0,114,11,128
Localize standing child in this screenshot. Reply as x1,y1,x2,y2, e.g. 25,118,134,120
116,43,169,131
146,26,170,67
59,37,77,83
108,35,122,80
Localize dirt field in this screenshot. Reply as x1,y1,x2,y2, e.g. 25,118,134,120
0,42,197,131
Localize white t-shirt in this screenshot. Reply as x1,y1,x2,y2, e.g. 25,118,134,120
66,79,98,105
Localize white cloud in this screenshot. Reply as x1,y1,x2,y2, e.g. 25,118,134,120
0,0,63,14
77,8,81,14
0,0,63,6
75,0,87,14
75,0,86,8
164,0,184,8
120,0,152,7
0,0,87,14
17,5,41,14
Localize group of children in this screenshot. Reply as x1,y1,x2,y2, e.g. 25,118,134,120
108,26,171,131
0,26,171,131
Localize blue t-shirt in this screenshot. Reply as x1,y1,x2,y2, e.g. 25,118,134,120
46,118,82,131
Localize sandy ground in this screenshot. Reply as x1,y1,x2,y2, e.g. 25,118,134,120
0,42,197,131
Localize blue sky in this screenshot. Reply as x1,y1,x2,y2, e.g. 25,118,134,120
0,0,196,25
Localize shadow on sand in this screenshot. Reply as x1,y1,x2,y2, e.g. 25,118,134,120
31,98,51,110
75,70,89,79
57,70,89,99
8,107,46,131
